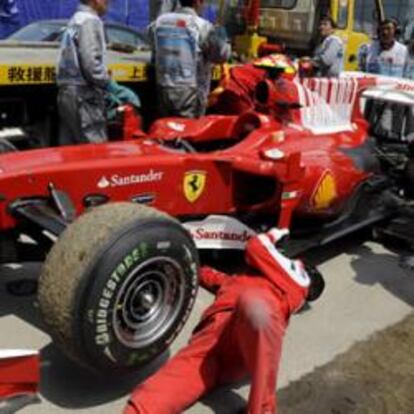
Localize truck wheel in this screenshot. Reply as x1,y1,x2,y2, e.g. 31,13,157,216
38,202,199,373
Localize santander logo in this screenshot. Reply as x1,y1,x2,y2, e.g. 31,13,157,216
97,169,164,189
190,228,251,243
98,176,110,189
183,215,256,250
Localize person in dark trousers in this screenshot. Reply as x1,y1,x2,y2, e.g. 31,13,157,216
123,229,325,414
56,0,110,145
312,15,344,77
149,0,231,118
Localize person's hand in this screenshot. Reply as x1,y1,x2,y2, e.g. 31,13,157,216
298,57,316,77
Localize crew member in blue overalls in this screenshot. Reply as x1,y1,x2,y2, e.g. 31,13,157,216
56,0,110,145
149,0,231,118
312,15,344,77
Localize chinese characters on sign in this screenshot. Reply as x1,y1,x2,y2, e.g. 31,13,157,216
3,65,56,84
0,63,223,84
130,65,146,81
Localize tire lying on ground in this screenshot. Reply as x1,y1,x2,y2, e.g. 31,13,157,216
38,202,199,373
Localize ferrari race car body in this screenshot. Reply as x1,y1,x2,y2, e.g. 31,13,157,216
0,70,398,250
0,108,370,230
1,59,413,374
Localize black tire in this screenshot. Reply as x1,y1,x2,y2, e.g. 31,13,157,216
38,202,199,373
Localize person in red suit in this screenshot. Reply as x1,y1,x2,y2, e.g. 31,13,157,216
124,228,325,414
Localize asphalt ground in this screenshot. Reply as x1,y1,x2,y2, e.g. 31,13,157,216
0,236,413,413
278,312,414,414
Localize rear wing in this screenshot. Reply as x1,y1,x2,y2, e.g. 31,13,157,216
342,72,414,107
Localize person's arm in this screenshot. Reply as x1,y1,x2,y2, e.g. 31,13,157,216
402,46,409,78
245,230,310,313
147,21,156,64
357,43,369,72
203,24,231,64
77,18,110,89
199,266,229,293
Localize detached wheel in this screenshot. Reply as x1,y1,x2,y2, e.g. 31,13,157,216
38,203,199,373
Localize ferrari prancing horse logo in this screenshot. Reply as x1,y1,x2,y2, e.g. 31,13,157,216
183,171,207,203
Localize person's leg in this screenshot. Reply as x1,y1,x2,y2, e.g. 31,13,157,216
159,88,199,118
78,89,107,143
404,105,414,141
57,87,81,146
230,289,287,414
125,313,228,414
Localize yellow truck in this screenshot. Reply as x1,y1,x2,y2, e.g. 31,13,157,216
225,0,413,69
0,38,152,147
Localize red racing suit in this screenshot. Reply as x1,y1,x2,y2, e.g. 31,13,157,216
124,230,311,414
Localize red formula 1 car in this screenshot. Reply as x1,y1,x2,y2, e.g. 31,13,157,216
0,58,413,374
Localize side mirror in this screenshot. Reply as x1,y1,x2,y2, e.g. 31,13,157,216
255,80,302,109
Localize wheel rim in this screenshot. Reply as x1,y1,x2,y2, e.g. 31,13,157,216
112,256,186,348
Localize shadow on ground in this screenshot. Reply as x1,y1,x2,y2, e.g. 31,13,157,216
39,344,169,409
349,244,414,306
198,385,246,413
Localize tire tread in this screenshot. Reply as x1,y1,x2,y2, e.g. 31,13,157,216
38,202,175,365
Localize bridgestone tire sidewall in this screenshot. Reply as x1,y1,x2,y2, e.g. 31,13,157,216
73,219,199,372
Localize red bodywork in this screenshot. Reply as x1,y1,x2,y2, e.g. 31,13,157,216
0,64,378,236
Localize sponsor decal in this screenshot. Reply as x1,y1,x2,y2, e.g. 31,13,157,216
396,82,414,93
192,228,251,242
97,169,163,189
282,191,299,200
184,215,256,250
311,170,337,209
94,243,149,347
183,170,207,203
